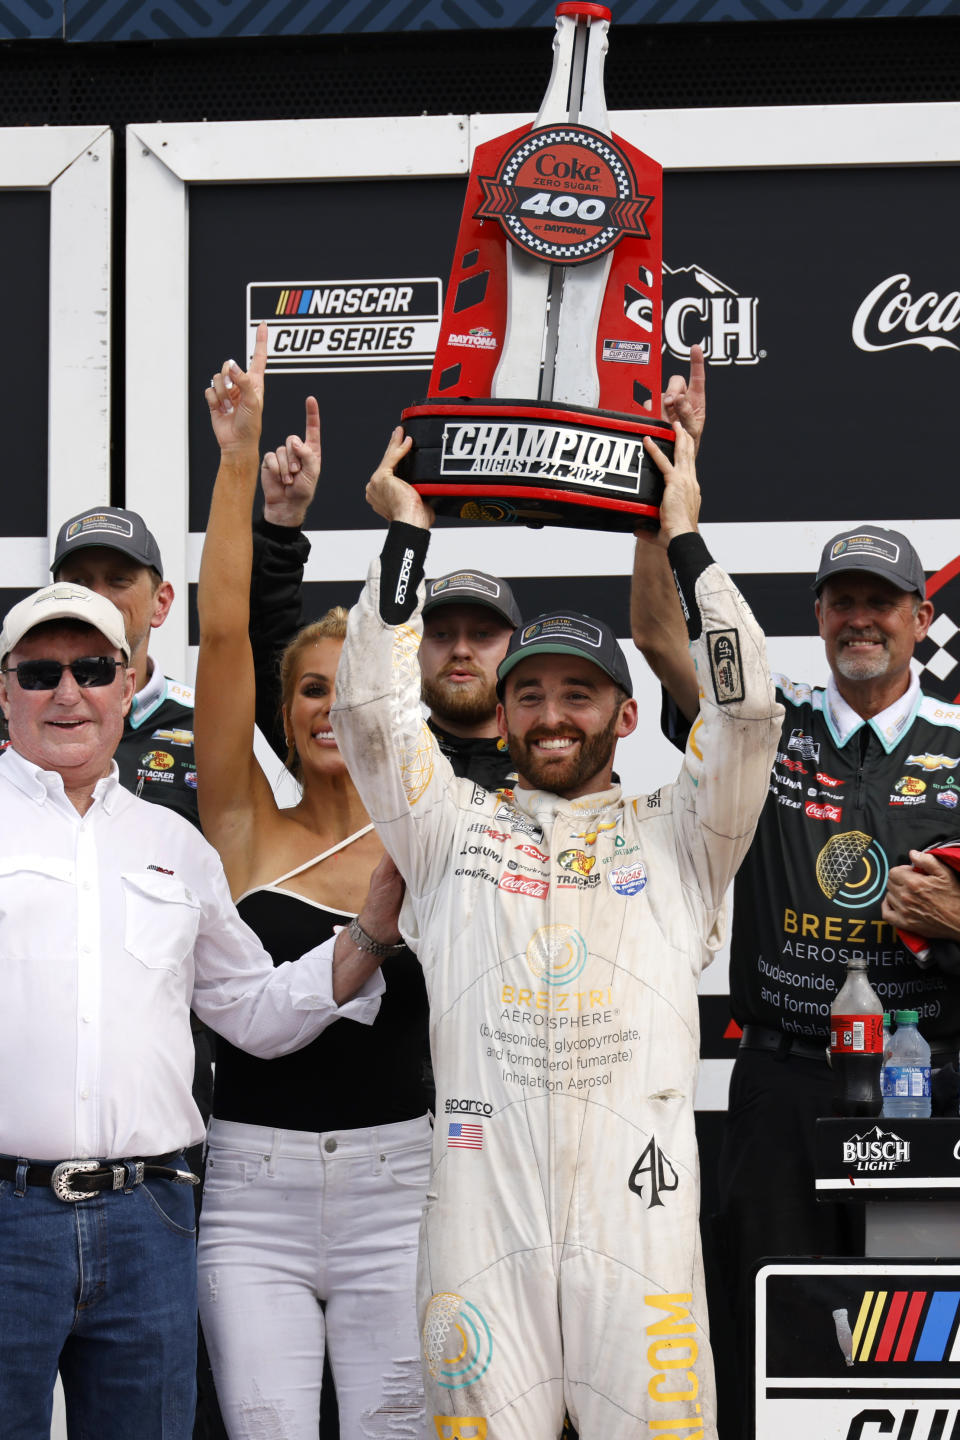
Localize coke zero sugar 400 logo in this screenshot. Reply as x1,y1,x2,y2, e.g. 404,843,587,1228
853,272,960,354
476,125,653,266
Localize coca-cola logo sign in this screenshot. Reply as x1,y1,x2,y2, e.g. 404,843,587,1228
805,801,843,823
852,272,960,354
499,873,549,899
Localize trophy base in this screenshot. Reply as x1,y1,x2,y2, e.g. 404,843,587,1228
398,397,673,533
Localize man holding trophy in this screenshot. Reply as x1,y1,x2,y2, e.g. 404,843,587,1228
325,6,782,1436
328,413,781,1438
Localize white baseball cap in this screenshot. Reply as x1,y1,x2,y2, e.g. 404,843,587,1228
0,583,131,664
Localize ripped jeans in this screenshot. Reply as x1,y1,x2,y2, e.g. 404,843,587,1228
197,1115,430,1439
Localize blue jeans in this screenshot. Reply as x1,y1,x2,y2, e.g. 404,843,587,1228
0,1159,198,1439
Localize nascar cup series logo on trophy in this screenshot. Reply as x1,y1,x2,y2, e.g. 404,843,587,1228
398,2,673,532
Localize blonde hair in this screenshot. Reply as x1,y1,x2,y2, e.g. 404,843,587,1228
278,607,348,776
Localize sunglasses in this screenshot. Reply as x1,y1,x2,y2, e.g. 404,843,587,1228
1,657,124,691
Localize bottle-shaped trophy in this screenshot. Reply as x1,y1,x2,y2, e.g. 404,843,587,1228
830,955,883,1117
399,2,674,532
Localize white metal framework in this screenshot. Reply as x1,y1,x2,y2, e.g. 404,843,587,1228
0,125,113,587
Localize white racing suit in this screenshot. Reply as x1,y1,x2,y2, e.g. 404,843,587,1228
331,528,782,1440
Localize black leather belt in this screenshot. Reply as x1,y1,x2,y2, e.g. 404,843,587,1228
739,1024,828,1062
739,1023,959,1071
0,1153,199,1202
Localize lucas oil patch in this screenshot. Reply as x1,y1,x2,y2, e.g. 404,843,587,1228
608,860,647,896
706,628,744,705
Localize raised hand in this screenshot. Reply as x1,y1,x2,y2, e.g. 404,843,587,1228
365,427,435,530
662,343,705,455
206,321,268,456
642,421,701,545
262,396,322,527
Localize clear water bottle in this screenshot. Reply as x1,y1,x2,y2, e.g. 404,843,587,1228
881,1009,931,1119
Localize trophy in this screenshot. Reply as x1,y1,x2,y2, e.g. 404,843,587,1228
399,1,672,532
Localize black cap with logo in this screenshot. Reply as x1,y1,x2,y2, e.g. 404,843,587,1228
813,525,925,599
497,610,633,697
52,507,164,579
423,570,520,628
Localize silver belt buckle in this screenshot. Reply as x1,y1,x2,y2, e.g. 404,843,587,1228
51,1159,100,1202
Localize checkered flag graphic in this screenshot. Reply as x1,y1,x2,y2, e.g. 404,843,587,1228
916,556,960,703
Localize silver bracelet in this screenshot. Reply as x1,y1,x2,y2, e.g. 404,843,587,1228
347,916,406,958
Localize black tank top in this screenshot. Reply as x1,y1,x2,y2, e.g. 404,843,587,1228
213,888,432,1131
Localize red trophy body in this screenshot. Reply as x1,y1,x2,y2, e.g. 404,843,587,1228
399,2,672,531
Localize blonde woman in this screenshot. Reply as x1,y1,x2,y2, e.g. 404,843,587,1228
194,326,430,1437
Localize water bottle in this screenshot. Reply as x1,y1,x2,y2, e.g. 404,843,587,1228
830,955,883,1117
881,1009,932,1119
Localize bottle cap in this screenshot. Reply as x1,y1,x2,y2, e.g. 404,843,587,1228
883,1012,891,1028
894,1009,920,1024
556,2,613,18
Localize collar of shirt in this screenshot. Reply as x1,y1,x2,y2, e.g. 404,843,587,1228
429,721,501,756
129,660,168,730
825,671,921,753
0,743,125,815
512,782,622,829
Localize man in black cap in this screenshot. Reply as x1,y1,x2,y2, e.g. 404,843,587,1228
326,420,782,1440
247,405,520,792
51,506,200,825
418,568,520,789
632,520,960,1435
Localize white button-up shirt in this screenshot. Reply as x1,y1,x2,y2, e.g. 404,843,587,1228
0,747,382,1161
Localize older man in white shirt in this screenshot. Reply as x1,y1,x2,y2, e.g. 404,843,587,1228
0,581,382,1439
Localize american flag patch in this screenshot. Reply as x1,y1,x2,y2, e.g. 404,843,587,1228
447,1122,483,1150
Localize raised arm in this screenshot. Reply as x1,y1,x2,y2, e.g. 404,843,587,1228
250,396,322,758
330,429,461,905
642,422,783,916
196,323,274,884
630,345,707,724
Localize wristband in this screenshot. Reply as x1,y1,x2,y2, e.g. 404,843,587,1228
348,916,406,958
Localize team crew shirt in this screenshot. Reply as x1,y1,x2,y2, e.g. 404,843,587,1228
732,672,960,1042
429,720,516,790
114,664,199,826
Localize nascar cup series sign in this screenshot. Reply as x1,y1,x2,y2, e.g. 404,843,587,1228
247,278,442,374
398,2,675,533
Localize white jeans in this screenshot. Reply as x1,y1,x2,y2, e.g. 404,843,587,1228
197,1114,431,1439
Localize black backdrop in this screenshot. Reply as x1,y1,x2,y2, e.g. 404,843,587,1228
184,161,960,648
2,190,49,539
